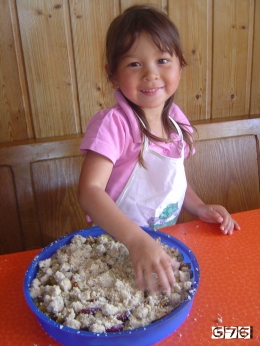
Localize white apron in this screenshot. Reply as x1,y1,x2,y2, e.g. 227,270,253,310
116,118,187,229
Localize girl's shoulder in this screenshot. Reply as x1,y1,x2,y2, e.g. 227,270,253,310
86,91,141,143
80,97,141,163
87,103,129,128
84,105,130,142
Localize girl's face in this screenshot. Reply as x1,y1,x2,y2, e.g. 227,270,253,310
112,32,182,117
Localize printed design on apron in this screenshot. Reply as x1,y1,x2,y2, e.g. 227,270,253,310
147,202,180,229
116,116,187,229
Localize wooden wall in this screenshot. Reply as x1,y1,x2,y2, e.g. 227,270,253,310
1,0,260,145
1,0,260,254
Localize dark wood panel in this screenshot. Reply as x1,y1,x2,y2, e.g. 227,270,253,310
0,118,259,254
179,135,260,223
0,166,24,254
12,163,42,250
32,156,88,246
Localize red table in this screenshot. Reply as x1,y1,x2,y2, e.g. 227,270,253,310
1,209,260,345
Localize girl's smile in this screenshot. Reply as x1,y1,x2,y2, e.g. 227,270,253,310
113,32,182,118
140,87,163,95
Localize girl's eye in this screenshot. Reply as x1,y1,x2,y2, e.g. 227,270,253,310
129,62,141,67
158,59,168,64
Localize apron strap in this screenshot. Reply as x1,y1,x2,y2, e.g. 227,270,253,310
168,117,183,139
134,111,184,155
134,111,183,139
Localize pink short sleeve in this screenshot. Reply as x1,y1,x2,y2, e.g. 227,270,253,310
79,107,129,164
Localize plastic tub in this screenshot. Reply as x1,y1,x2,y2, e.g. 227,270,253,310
24,227,200,346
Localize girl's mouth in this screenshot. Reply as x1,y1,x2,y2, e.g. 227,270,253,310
140,87,163,95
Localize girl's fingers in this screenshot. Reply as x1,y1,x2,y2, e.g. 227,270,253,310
135,263,161,294
234,220,241,230
221,218,241,235
170,258,180,270
135,262,175,295
153,267,171,295
135,264,147,291
149,258,177,295
145,271,160,295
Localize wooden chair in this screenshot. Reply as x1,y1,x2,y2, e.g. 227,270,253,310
178,117,260,222
0,135,87,254
1,118,260,254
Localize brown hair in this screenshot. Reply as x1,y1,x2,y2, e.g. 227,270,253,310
106,5,194,164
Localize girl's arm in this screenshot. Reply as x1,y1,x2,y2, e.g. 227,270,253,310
183,183,240,234
78,150,179,295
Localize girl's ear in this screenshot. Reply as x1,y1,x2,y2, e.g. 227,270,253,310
105,64,118,89
179,66,183,78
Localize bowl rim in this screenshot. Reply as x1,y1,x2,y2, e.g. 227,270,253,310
24,226,200,336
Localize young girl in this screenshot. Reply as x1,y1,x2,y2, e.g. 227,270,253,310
78,5,240,295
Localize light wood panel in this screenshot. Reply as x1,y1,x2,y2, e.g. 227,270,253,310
250,0,260,114
169,0,212,120
70,0,120,132
121,0,166,12
16,0,80,138
1,0,260,144
0,0,32,142
212,0,254,118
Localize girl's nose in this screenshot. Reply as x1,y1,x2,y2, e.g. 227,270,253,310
142,66,159,81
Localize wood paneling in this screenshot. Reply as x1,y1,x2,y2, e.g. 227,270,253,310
178,126,260,223
250,0,260,114
1,1,260,254
69,0,119,132
169,0,212,120
179,135,260,223
193,116,260,140
194,135,259,210
16,0,81,138
0,0,33,142
212,0,255,118
12,162,42,250
32,156,86,247
0,134,90,254
0,0,260,143
1,119,259,254
121,0,166,12
0,166,24,253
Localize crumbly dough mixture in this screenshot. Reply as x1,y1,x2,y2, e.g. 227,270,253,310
30,234,194,333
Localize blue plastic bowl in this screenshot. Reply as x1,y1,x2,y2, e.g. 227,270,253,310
24,227,200,346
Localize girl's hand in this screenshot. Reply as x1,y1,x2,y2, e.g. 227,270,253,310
197,204,240,235
126,233,179,295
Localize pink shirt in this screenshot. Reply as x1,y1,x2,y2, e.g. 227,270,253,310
80,90,193,203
